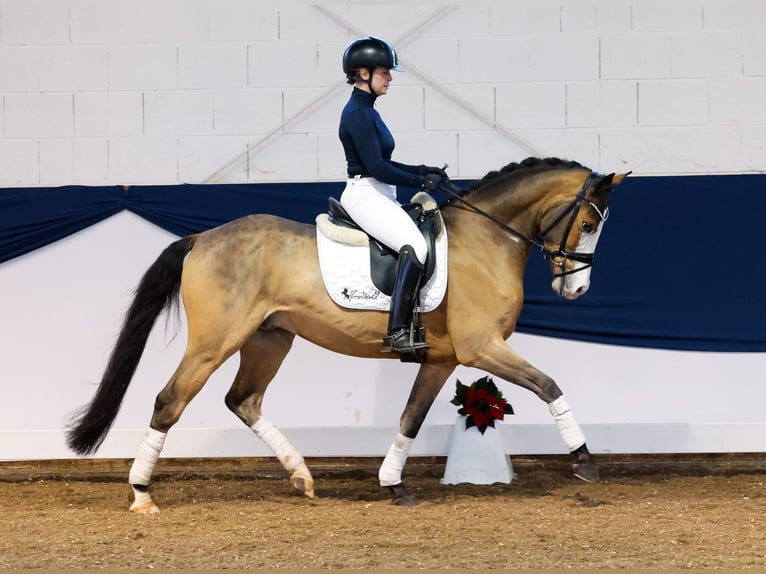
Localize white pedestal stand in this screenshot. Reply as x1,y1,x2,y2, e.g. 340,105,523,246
441,415,513,485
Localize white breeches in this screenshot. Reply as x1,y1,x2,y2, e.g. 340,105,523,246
340,177,428,264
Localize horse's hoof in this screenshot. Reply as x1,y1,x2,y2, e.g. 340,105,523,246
129,488,160,514
573,461,599,483
290,464,316,499
291,476,316,499
387,483,420,506
129,500,160,515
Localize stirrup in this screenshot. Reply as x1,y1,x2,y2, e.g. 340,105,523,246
381,327,429,353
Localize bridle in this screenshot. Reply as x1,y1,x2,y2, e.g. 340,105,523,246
439,173,610,278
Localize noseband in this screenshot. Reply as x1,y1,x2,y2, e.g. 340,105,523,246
441,173,609,278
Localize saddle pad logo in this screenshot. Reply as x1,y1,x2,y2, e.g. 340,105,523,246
316,224,448,312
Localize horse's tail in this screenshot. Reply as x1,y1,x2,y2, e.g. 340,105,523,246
66,235,197,456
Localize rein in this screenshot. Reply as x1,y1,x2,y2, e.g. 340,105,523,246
438,173,606,278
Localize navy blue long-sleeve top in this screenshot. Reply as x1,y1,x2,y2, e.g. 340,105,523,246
339,87,424,189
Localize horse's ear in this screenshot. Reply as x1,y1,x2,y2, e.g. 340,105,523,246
611,171,632,187
594,173,615,193
594,171,631,193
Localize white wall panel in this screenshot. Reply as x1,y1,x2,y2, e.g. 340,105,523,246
458,36,531,83
0,140,38,186
69,1,161,45
671,33,743,78
0,47,41,92
144,91,213,136
710,78,766,124
249,132,318,181
178,135,252,183
384,131,458,172
593,1,633,32
600,127,673,173
38,47,109,92
39,139,73,185
73,92,144,137
316,133,348,181
107,137,178,184
283,87,347,134
518,128,600,169
742,32,766,76
703,0,766,32
669,126,745,173
526,35,600,81
632,1,704,32
178,44,248,90
208,3,279,43
213,88,284,136
73,139,109,184
376,85,423,132
424,85,494,131
638,80,710,126
566,81,637,128
248,41,318,88
0,1,762,185
601,33,674,79
489,2,562,36
496,83,566,129
108,45,178,91
4,93,73,138
0,0,70,45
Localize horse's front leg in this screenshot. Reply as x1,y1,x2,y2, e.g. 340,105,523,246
379,362,456,506
466,338,598,482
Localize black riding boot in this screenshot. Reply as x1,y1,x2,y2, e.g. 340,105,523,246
381,245,429,358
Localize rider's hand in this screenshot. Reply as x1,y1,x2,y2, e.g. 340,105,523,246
419,165,448,179
421,173,445,192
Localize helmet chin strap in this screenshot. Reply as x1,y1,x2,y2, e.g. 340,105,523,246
361,67,378,96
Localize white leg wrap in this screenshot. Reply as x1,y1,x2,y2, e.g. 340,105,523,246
548,396,586,452
251,417,304,473
128,428,167,486
378,433,414,487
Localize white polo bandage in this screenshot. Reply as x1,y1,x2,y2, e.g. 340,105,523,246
378,433,414,487
251,418,304,473
128,428,167,486
548,396,586,452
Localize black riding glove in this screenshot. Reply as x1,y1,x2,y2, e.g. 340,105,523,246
421,173,445,192
419,165,448,179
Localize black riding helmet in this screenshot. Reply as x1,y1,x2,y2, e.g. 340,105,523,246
342,37,403,84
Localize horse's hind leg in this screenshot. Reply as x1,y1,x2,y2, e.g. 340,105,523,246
224,328,315,499
128,347,232,514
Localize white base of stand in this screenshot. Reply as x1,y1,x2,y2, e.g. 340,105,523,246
441,416,514,485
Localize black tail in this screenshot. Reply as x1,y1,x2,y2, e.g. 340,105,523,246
66,236,196,455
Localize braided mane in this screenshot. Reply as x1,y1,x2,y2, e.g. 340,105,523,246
466,157,589,194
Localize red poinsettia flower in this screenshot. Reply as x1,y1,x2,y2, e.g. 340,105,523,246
450,376,514,435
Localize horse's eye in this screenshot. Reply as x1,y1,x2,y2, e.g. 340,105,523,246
581,221,594,233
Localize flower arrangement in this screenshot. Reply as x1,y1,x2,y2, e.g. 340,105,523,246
450,375,513,434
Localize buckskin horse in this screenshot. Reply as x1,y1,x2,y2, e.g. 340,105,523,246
67,157,629,513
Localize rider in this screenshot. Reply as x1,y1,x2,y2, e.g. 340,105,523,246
339,36,446,360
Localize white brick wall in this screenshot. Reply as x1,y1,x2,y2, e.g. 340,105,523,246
0,0,764,187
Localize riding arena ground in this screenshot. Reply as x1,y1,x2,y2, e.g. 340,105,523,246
1,454,764,569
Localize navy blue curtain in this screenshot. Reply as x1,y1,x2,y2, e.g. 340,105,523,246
1,175,763,351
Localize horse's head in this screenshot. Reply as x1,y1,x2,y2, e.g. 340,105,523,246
538,170,629,299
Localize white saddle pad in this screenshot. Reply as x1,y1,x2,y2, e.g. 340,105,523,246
315,213,448,312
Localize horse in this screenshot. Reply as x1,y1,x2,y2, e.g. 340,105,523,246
66,157,629,513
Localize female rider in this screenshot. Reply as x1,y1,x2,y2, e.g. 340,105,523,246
338,36,446,361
